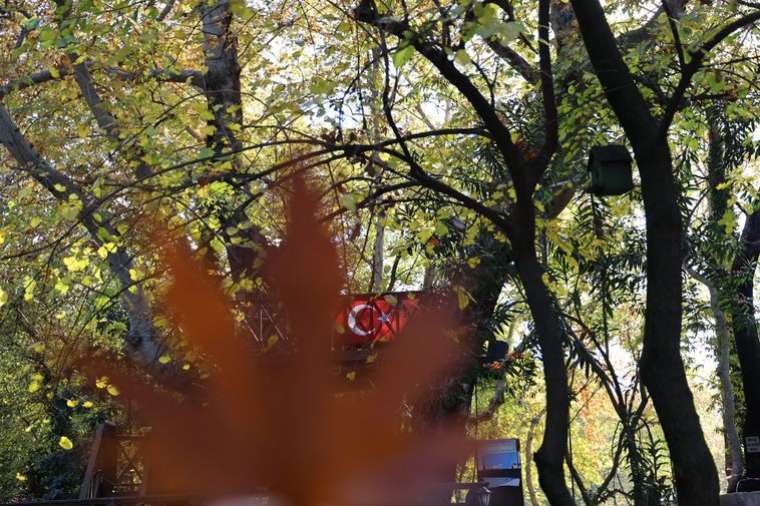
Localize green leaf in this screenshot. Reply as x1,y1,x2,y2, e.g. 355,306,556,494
338,193,357,211
393,45,414,69
719,210,736,234
310,78,335,95
63,256,89,272
456,288,470,310
455,49,472,66
22,17,40,30
229,0,254,18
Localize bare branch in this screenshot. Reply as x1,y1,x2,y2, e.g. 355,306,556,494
662,0,685,70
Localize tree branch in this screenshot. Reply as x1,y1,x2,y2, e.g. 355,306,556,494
485,38,539,83
0,68,69,100
663,0,685,70
569,0,656,149
536,0,558,170
657,8,760,139
353,0,529,197
0,104,162,368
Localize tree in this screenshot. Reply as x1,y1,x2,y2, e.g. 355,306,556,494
569,1,760,503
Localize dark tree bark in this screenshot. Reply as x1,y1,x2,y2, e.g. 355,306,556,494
568,1,727,504
512,235,571,505
730,208,760,481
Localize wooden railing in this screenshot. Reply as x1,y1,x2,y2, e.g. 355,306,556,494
79,423,147,499
1,495,192,506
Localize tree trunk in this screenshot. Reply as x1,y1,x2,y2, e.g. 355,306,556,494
636,147,720,505
691,269,744,490
716,296,745,491
525,411,544,506
730,208,760,481
702,116,744,490
512,230,573,506
568,1,721,502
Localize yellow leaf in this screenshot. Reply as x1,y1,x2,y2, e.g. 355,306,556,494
0,287,7,308
83,401,94,409
97,242,117,259
346,371,357,381
54,279,69,295
106,384,120,396
95,376,109,389
16,473,27,481
158,354,171,365
28,381,41,393
63,256,88,272
24,277,37,301
58,436,74,450
455,287,471,310
264,334,279,351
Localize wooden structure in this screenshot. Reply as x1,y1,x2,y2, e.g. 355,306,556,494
79,424,147,499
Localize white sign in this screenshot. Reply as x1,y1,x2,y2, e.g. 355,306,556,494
746,436,760,454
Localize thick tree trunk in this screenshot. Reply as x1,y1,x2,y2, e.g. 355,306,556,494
197,1,273,330
636,147,720,505
568,1,721,502
730,208,760,481
200,0,243,155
